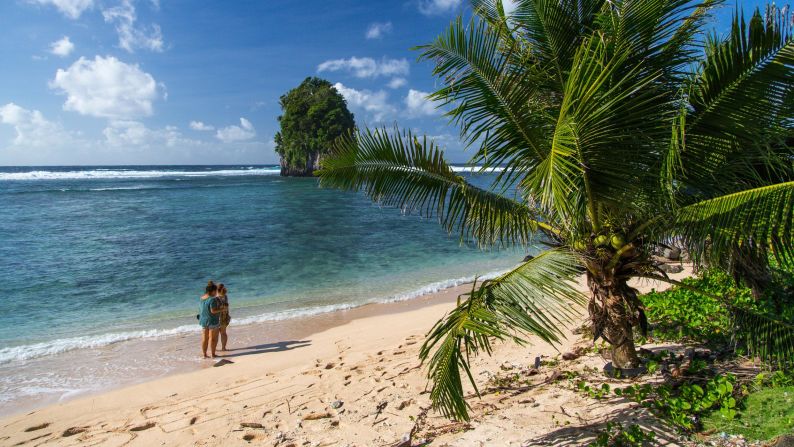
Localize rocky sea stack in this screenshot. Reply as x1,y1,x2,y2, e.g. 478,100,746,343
274,77,355,177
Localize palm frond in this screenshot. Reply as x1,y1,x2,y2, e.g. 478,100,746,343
682,6,794,191
600,0,720,82
419,249,586,420
510,0,605,87
732,306,794,366
673,182,794,267
416,15,553,189
316,128,557,246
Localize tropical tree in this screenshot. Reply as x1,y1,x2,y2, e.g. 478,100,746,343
317,0,794,420
275,77,355,176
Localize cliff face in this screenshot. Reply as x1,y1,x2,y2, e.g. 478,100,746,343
279,151,320,177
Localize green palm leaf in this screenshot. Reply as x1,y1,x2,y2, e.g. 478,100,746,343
682,7,794,191
419,248,585,420
674,182,794,267
732,306,794,366
316,128,557,246
416,15,553,189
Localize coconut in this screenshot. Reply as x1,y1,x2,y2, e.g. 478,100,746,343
610,234,626,250
594,235,609,247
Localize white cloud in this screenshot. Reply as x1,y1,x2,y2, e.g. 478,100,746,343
333,82,396,122
28,0,93,19
102,0,164,53
366,22,393,39
0,103,73,148
418,0,462,15
189,121,214,131
49,36,75,57
387,77,407,89
216,118,256,142
103,120,187,147
50,55,160,119
405,89,439,117
318,57,409,79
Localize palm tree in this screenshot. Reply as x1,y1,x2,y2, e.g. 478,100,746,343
317,0,794,420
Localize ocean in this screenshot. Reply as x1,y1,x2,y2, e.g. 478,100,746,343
0,165,529,413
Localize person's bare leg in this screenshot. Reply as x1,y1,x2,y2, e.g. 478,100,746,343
210,328,219,358
201,328,209,358
220,327,228,351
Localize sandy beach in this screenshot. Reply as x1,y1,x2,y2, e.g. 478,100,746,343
0,267,693,446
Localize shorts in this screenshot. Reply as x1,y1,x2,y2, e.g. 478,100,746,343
201,323,220,330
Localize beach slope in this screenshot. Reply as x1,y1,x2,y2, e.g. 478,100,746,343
0,268,692,446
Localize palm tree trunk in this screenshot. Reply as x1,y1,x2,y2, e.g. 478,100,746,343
588,274,641,369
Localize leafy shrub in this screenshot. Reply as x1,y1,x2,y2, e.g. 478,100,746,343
615,374,738,431
641,269,756,343
588,422,656,447
577,381,611,399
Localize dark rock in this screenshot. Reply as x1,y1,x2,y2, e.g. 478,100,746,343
331,400,343,409
213,359,234,367
661,247,681,260
280,152,320,177
562,351,580,361
522,255,535,262
658,263,684,273
773,435,794,447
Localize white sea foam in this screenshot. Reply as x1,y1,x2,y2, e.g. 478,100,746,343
0,268,509,365
0,167,281,181
0,166,502,181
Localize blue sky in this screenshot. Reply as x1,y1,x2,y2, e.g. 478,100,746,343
0,0,770,165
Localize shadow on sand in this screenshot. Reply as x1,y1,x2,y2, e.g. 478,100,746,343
522,405,679,446
220,340,311,358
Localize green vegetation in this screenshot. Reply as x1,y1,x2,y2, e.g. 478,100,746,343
274,77,355,176
641,269,756,343
318,0,794,421
588,422,656,447
703,382,794,441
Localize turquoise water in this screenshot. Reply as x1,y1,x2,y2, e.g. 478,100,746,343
0,166,528,365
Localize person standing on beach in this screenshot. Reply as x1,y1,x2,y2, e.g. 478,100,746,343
199,281,222,358
217,284,230,351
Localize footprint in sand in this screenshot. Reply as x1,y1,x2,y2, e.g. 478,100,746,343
129,422,156,432
242,432,266,442
23,422,50,432
62,426,88,437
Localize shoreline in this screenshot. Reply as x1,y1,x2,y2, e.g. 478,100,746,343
0,279,471,419
0,267,693,446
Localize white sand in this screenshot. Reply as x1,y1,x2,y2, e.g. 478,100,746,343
0,267,693,446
